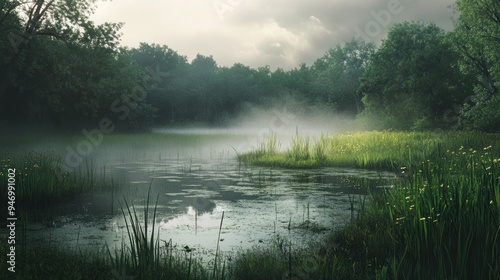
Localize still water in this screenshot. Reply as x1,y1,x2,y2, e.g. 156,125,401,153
4,129,396,262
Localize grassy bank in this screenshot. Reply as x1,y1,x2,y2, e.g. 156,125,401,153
1,131,499,279
238,131,500,279
240,130,500,170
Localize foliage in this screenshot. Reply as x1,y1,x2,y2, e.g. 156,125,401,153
359,22,472,130
454,0,500,130
381,145,500,279
0,151,115,217
2,0,500,132
312,39,375,115
240,130,500,279
460,89,500,132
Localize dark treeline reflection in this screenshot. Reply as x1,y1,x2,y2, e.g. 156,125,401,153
0,1,499,132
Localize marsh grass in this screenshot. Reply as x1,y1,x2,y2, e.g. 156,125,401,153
62,183,213,280
254,131,280,156
379,145,500,279
288,131,311,161
2,131,499,279
0,151,116,218
104,185,231,279
241,131,500,170
238,131,500,279
0,151,118,221
0,242,115,279
119,183,160,277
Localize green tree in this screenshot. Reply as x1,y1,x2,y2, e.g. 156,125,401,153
3,0,122,50
128,43,188,124
312,39,375,115
215,63,256,118
6,37,151,130
0,0,130,130
188,54,219,122
360,22,471,130
454,0,500,131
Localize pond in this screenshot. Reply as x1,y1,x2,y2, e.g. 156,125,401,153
2,128,396,264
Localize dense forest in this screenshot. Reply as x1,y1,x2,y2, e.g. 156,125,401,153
0,0,499,132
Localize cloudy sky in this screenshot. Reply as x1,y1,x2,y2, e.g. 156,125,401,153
91,0,457,70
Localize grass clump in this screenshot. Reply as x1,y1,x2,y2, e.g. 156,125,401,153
0,151,115,217
118,185,161,277
241,131,500,171
254,131,281,157
236,131,500,279
288,132,311,161
379,146,500,279
107,185,214,279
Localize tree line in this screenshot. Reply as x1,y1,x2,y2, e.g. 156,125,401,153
0,0,498,132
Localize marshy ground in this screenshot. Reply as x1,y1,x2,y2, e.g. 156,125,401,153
0,129,499,279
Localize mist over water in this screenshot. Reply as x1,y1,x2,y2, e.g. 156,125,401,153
229,100,362,134
1,125,395,263
0,95,381,267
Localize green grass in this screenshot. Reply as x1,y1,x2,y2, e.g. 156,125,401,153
0,151,115,220
105,184,213,279
241,131,500,170
0,186,213,280
0,243,114,279
380,146,500,279
237,131,500,279
2,131,499,279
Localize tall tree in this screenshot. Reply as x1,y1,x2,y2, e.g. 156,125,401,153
3,0,122,50
0,0,123,93
454,0,500,131
312,39,375,115
454,0,499,95
128,43,188,124
360,22,471,130
187,54,218,122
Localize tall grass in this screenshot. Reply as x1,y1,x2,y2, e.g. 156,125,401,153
237,131,500,279
119,184,160,277
241,131,500,171
0,151,115,216
109,184,210,279
107,184,231,279
288,130,310,161
381,145,500,279
254,131,280,156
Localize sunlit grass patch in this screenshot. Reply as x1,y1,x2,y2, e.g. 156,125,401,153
242,130,500,171
240,130,500,279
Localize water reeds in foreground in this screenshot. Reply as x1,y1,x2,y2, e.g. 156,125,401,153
1,131,499,279
380,146,500,279
107,184,213,279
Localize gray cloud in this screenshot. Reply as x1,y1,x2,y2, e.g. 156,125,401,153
92,0,456,70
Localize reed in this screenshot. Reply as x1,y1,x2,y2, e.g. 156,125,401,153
237,130,500,279
241,130,500,170
380,145,500,279
0,151,115,217
108,183,212,279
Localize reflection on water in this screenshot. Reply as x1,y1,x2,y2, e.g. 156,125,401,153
2,129,397,262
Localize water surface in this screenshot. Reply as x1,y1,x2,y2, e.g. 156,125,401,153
2,129,396,262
